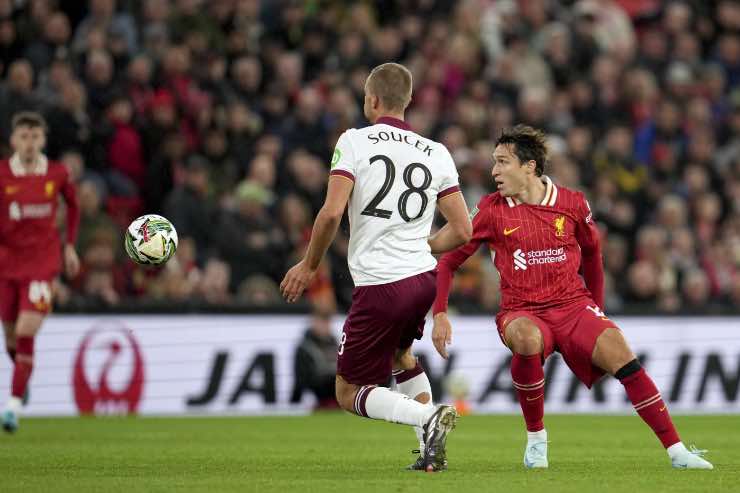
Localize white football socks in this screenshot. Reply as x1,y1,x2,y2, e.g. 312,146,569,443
364,386,436,427
5,396,22,414
396,370,434,452
667,442,688,459
527,428,547,444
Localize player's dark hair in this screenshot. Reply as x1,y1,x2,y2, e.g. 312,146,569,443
496,124,548,177
11,111,48,133
366,63,413,112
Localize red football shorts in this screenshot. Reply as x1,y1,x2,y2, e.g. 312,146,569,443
337,270,436,386
496,299,617,388
0,278,54,322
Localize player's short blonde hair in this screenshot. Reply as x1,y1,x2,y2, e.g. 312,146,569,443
365,63,413,112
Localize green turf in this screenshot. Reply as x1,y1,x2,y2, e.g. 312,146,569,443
0,414,737,492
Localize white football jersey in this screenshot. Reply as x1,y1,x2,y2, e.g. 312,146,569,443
329,117,460,286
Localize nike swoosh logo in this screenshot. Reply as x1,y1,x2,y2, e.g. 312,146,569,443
526,394,543,402
503,226,521,236
659,406,666,412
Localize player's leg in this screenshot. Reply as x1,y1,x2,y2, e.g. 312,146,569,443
335,373,443,427
393,346,435,469
501,314,552,468
335,271,456,471
3,311,43,432
3,278,50,433
0,279,19,363
591,327,713,469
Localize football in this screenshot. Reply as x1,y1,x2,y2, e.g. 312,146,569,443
124,214,178,265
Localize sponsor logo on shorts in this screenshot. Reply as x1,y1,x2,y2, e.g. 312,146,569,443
513,247,567,271
586,305,610,321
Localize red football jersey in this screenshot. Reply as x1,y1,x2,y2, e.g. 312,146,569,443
435,177,604,312
0,155,79,279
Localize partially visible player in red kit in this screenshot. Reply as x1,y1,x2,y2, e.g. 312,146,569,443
0,112,80,433
432,125,713,470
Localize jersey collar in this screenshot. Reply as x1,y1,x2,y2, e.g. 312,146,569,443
376,116,411,130
505,176,558,208
9,153,48,176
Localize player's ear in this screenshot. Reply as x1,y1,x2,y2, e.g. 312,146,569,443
372,94,381,110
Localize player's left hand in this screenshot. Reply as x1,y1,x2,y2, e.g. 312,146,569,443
280,260,316,303
64,244,80,278
432,312,453,359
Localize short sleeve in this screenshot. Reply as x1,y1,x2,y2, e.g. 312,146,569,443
437,147,460,199
575,191,599,252
579,193,593,225
329,130,357,182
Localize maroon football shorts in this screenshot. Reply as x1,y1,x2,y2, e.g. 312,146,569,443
0,277,54,322
495,298,618,388
337,269,436,386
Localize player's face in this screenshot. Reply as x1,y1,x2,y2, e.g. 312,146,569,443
491,144,531,196
10,125,46,163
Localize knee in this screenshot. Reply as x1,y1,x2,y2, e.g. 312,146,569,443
507,321,543,356
334,377,357,412
14,312,43,338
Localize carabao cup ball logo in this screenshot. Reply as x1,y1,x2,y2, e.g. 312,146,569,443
73,322,145,415
124,214,178,265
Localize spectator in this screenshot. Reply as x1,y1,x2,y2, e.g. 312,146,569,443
0,59,40,138
73,0,137,55
290,308,339,409
214,180,284,288
163,155,215,261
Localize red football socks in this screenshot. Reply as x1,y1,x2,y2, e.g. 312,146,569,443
11,336,34,399
620,368,680,448
511,353,545,432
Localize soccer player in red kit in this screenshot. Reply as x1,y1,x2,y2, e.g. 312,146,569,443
432,125,713,470
0,112,80,432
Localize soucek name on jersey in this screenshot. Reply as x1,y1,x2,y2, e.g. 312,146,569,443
0,154,80,279
329,117,460,286
435,176,604,313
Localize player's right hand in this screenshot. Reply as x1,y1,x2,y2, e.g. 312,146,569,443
432,312,453,359
280,259,316,303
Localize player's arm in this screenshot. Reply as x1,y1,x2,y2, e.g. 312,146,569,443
574,195,604,308
60,168,81,278
280,175,353,303
428,191,472,254
432,199,491,358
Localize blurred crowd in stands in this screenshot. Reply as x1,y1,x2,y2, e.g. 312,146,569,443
0,0,738,314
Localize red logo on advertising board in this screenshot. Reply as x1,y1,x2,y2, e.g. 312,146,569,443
73,323,145,415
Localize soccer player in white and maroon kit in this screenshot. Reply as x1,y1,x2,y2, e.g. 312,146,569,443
281,63,472,471
0,112,80,432
432,125,713,469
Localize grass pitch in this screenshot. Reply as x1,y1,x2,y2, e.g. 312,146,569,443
0,414,737,492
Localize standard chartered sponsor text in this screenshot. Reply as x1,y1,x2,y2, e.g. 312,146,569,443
526,247,567,265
